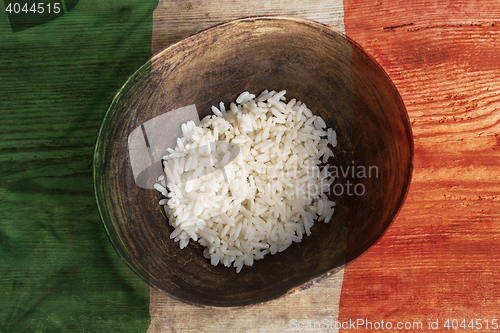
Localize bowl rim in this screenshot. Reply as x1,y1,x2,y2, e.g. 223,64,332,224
93,15,415,308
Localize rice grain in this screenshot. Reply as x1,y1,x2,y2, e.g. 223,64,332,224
156,90,337,272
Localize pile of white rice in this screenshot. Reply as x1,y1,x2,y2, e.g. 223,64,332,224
154,90,337,273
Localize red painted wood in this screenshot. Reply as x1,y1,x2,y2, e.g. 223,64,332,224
340,1,500,331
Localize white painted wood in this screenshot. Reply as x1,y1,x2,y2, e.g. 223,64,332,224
152,0,345,54
148,2,346,331
148,269,344,332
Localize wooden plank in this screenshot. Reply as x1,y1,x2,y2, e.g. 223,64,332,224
152,0,345,54
339,1,500,330
148,1,347,331
148,270,344,332
0,2,156,331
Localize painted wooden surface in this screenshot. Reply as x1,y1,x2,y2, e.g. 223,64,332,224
339,0,500,331
149,271,344,332
149,2,347,331
149,0,500,332
3,0,498,331
152,0,345,54
0,1,157,331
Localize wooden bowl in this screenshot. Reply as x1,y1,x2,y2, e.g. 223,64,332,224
93,16,413,307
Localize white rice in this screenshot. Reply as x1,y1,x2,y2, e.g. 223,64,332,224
156,90,337,273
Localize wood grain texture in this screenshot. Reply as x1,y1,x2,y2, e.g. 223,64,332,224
148,269,344,333
99,17,385,308
147,3,349,330
152,0,345,54
339,0,500,330
0,1,157,331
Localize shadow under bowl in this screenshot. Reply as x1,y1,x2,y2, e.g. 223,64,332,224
93,16,413,307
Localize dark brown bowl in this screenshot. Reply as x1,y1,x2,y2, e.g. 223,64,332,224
93,16,413,307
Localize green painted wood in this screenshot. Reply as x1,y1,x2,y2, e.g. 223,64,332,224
0,0,157,331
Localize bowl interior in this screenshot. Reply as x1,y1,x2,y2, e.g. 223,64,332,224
94,16,413,307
